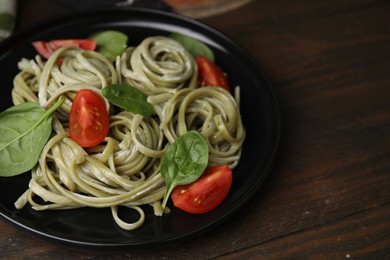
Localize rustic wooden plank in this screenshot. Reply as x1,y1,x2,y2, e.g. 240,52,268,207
220,204,390,259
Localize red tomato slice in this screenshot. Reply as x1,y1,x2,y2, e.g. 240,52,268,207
48,39,96,51
171,164,233,214
69,89,109,148
32,39,96,59
32,41,52,59
196,56,231,91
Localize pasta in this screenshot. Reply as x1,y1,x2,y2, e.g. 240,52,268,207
12,36,245,230
119,36,197,94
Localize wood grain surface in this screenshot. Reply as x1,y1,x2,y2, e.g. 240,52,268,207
1,0,389,259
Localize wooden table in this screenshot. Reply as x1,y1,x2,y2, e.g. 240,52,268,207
1,0,389,258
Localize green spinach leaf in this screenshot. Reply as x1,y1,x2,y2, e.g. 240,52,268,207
102,84,155,117
0,97,64,177
160,130,209,209
89,30,128,62
169,32,215,62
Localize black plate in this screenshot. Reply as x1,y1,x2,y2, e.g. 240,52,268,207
0,8,280,247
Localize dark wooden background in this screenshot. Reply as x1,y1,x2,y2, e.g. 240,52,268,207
0,0,389,258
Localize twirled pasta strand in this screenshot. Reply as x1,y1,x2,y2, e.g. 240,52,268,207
120,36,197,94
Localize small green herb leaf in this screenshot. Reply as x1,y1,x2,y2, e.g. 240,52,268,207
0,97,64,177
102,84,155,117
160,130,209,209
169,32,215,62
89,30,128,62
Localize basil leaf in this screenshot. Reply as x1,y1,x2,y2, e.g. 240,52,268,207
160,130,209,209
89,30,128,62
169,32,215,62
0,97,64,177
102,84,155,117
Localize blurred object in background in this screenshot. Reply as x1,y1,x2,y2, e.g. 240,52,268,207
52,0,252,19
52,0,172,11
0,0,17,41
15,0,254,36
164,0,253,18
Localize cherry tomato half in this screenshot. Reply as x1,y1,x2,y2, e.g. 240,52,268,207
69,89,109,148
32,39,96,59
196,56,231,91
171,164,233,214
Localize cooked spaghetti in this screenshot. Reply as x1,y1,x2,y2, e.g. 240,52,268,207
12,36,245,230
